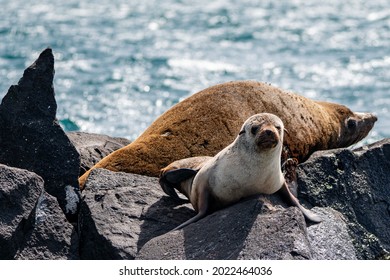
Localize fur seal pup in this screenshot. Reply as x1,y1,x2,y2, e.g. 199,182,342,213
79,81,377,188
161,113,322,230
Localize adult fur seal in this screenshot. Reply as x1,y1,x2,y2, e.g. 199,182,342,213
79,81,377,188
161,113,322,230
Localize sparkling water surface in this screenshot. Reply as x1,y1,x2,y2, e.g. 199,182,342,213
0,0,389,144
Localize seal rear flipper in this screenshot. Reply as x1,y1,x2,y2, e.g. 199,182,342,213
164,168,198,184
159,168,197,201
159,179,188,202
159,177,189,202
277,182,322,223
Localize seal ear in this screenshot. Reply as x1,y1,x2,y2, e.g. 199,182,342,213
239,129,246,135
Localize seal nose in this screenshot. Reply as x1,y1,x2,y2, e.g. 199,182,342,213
370,113,378,122
261,128,277,141
264,129,274,136
256,127,279,149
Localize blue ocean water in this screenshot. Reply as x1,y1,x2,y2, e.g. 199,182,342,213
0,0,389,144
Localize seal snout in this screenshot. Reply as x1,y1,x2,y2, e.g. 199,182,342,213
364,112,377,123
354,112,378,123
353,112,378,133
256,126,280,149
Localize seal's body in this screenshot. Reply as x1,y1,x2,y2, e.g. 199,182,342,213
79,81,377,188
161,113,321,230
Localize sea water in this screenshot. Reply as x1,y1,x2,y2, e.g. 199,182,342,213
0,0,389,144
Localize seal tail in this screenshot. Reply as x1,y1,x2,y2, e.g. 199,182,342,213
277,182,322,223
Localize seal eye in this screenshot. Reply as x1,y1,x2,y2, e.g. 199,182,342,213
251,125,259,135
347,119,357,130
275,125,281,131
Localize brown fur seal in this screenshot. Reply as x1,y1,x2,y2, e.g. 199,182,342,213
161,113,322,230
79,81,377,188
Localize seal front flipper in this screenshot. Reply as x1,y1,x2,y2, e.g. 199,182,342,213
277,182,322,223
159,168,197,202
172,183,210,231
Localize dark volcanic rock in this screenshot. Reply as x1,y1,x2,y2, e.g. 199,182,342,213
237,205,311,260
15,192,79,260
306,207,357,259
297,138,390,259
137,199,272,260
0,164,44,259
79,168,194,260
79,166,359,260
136,200,356,260
67,132,131,176
0,48,81,217
0,164,78,260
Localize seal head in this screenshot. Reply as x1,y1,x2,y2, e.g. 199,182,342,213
317,102,377,148
340,111,377,147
